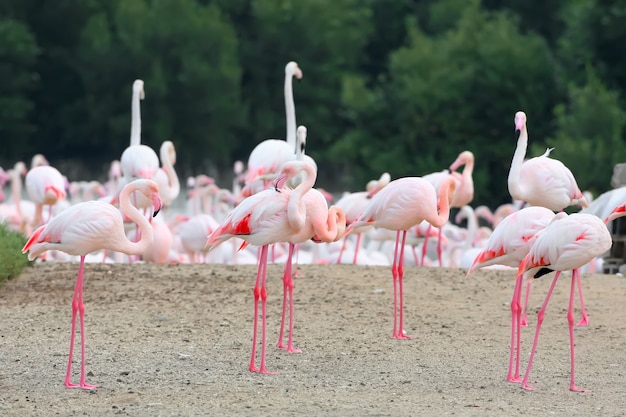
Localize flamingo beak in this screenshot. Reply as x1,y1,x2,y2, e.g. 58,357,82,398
152,194,163,217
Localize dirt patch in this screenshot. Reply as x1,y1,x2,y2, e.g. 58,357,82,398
1,262,625,416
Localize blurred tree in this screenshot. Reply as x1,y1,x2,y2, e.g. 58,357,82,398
0,19,39,159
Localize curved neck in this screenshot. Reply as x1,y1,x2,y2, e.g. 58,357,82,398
285,71,297,150
118,185,154,255
314,205,347,243
130,90,142,146
10,170,23,218
507,126,528,199
460,206,477,249
431,177,455,228
287,164,316,230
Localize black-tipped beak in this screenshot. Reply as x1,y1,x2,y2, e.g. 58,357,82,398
153,208,161,218
515,129,521,140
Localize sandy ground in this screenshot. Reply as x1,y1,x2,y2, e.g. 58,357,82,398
1,262,625,416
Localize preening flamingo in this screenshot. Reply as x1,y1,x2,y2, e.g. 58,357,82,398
515,212,612,392
245,61,303,186
22,179,162,389
25,165,67,227
508,111,588,211
345,175,456,339
449,150,474,208
206,160,316,373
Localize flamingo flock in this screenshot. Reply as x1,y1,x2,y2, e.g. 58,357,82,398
4,63,625,393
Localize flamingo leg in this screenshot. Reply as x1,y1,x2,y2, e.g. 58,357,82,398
250,245,274,373
336,235,348,264
392,230,411,340
521,272,561,391
569,269,589,392
507,273,523,383
575,272,589,326
520,280,532,326
277,243,301,353
436,227,444,267
421,225,431,265
352,233,363,265
65,255,97,389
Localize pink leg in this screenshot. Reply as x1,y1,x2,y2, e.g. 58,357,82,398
521,272,561,391
421,226,431,266
257,246,276,374
293,244,302,278
520,280,532,326
336,235,348,264
65,256,97,389
568,269,589,392
436,228,444,267
352,233,363,265
575,272,589,326
249,245,268,373
507,273,524,383
277,244,301,353
392,231,411,340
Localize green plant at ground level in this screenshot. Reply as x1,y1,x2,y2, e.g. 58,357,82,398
0,223,30,285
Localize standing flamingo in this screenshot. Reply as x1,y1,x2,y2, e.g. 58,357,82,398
21,179,162,389
205,161,316,373
245,61,303,187
153,140,181,208
515,212,611,392
345,176,456,339
466,206,555,382
508,111,588,211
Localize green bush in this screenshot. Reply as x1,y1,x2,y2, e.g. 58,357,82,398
0,223,30,285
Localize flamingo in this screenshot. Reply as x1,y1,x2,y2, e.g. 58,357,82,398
515,212,612,392
508,111,588,211
345,175,456,339
335,172,391,264
119,80,159,183
25,165,67,227
449,150,475,208
245,61,303,187
153,140,181,208
22,179,162,389
466,206,556,382
205,160,316,373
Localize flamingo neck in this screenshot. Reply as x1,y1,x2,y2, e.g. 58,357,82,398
315,205,346,243
160,151,180,202
130,90,142,147
11,170,23,218
508,126,528,199
431,178,455,228
285,71,297,151
287,164,316,231
118,184,154,255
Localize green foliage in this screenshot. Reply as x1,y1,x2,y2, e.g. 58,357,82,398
0,223,30,285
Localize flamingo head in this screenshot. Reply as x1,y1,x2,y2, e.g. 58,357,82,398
133,79,145,100
286,61,303,80
160,140,177,165
449,151,474,172
514,111,526,136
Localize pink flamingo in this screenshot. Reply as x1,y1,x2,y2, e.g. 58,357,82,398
25,165,67,227
21,179,162,389
508,111,588,211
153,140,181,208
466,206,556,382
245,61,303,187
345,176,456,339
205,160,316,373
515,212,612,392
449,150,475,208
335,172,391,264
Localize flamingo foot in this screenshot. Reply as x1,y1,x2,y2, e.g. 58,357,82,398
392,331,413,340
521,382,538,391
570,384,590,393
65,381,98,390
277,342,302,353
576,314,589,327
520,315,529,327
506,375,522,383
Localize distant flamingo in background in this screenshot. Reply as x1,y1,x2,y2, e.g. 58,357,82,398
120,80,159,183
449,151,474,208
508,111,588,211
206,161,315,373
515,213,612,392
25,165,67,227
22,179,162,389
335,172,391,264
245,61,303,188
345,176,456,339
466,206,556,382
153,140,180,208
